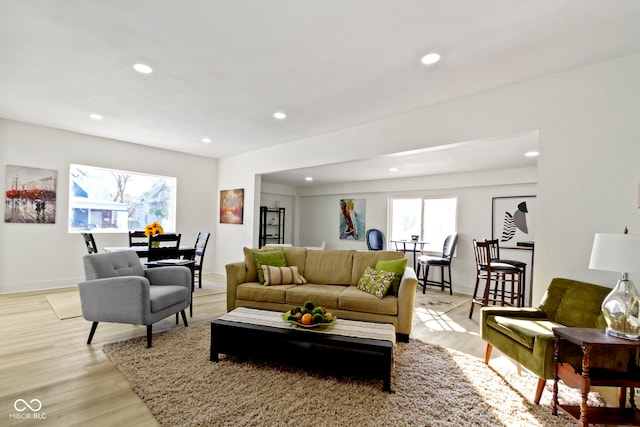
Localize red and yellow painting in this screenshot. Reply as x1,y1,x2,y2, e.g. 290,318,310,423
220,188,244,224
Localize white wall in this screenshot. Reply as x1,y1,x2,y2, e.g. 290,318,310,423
0,119,218,293
216,53,640,305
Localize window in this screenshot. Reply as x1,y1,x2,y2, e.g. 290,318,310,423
390,197,457,253
68,164,176,233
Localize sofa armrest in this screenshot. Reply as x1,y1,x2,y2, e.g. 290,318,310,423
78,276,150,323
144,266,191,289
397,267,418,336
226,262,247,312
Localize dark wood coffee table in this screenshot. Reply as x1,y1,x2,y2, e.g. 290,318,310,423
210,307,396,391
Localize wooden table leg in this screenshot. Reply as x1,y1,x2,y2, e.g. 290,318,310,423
579,343,592,427
552,335,560,415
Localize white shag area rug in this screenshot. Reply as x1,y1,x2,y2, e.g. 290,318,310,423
103,321,592,427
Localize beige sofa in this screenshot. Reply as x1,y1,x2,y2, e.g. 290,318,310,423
226,247,418,341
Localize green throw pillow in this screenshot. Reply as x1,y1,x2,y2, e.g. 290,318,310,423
357,266,395,299
253,250,287,283
375,258,407,296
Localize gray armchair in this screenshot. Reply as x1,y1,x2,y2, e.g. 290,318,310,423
78,250,191,348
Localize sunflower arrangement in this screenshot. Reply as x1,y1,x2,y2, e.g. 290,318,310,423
144,221,164,237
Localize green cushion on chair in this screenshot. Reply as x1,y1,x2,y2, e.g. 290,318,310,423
487,315,563,349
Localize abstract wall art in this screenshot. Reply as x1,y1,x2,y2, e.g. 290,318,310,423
220,188,244,224
492,195,536,248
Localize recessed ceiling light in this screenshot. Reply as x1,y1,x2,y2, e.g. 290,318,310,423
89,113,103,120
389,167,399,172
202,138,211,143
421,53,441,65
133,63,153,74
273,111,287,120
305,177,313,182
525,151,539,157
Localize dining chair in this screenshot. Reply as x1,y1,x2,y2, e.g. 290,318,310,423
469,239,524,319
416,233,458,295
192,232,210,289
129,230,148,247
81,232,98,254
365,228,385,251
148,233,181,261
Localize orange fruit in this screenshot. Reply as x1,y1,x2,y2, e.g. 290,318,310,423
300,313,313,325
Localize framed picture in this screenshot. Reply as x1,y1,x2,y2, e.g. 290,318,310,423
492,195,536,249
339,198,366,240
220,189,244,224
5,165,57,224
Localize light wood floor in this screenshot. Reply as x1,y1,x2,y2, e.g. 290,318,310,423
0,276,487,426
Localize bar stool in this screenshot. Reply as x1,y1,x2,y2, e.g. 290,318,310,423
485,239,527,307
469,239,524,319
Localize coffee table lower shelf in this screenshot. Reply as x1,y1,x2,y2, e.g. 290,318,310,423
210,310,395,392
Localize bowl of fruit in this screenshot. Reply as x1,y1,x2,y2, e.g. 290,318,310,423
283,301,337,328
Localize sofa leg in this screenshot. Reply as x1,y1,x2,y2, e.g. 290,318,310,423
484,343,492,364
534,378,546,404
146,325,152,348
181,310,189,327
396,333,409,343
87,321,99,344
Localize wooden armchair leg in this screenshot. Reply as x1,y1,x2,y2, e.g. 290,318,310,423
484,343,493,364
87,321,99,344
534,378,546,404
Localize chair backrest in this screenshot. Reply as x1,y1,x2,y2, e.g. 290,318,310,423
148,233,181,261
83,251,144,280
442,233,458,259
366,228,385,251
538,278,612,328
81,233,98,254
472,239,492,271
194,232,210,264
129,230,148,247
484,238,501,260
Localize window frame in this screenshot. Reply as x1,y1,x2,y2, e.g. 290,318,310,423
389,196,458,254
68,163,177,234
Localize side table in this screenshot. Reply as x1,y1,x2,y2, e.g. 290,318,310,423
552,327,640,426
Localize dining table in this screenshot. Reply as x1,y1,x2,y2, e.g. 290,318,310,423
391,239,428,271
103,245,196,259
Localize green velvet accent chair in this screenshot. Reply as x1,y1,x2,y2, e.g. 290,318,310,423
481,277,613,404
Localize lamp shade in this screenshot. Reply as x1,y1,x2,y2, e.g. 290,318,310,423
588,233,640,274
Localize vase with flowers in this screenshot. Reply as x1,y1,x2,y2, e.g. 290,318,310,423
144,221,164,247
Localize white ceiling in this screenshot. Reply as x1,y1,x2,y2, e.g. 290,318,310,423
2,1,640,184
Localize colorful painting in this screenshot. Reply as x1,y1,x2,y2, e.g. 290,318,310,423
5,165,57,224
220,188,244,224
339,198,366,240
492,196,536,248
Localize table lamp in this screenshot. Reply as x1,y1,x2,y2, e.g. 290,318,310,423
588,232,640,340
